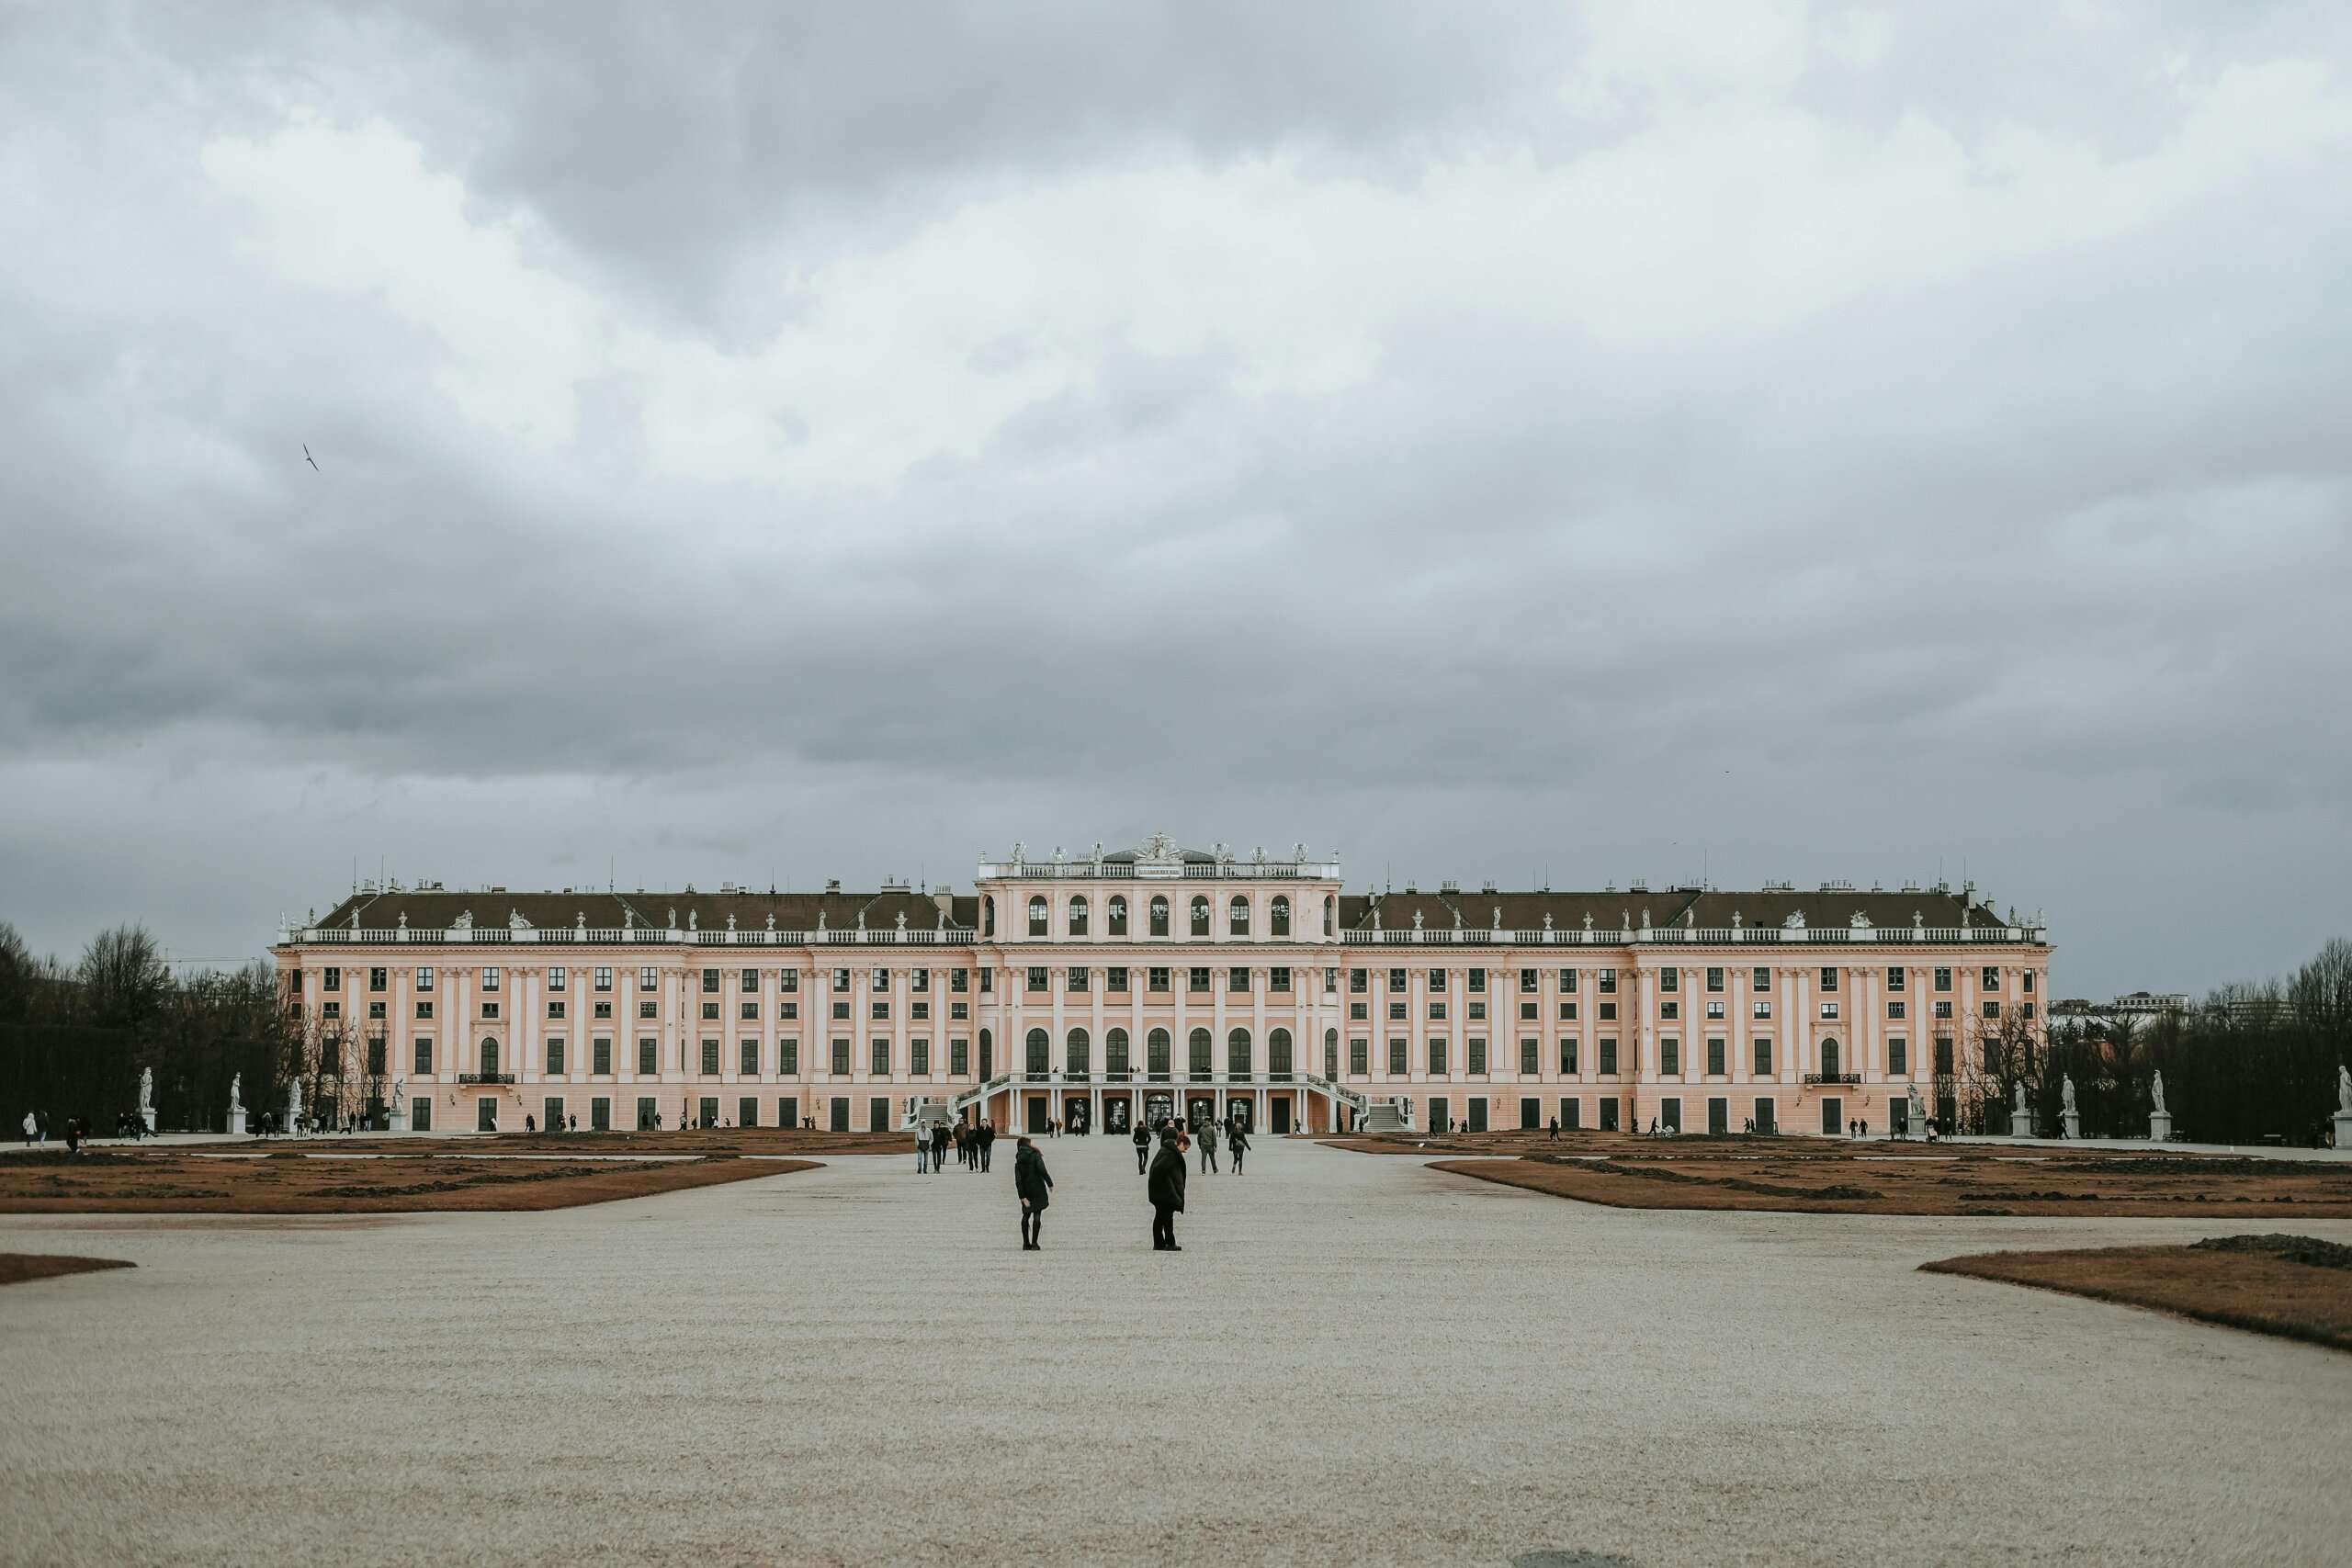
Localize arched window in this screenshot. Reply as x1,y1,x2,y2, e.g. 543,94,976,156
1106,1027,1129,1077
1229,896,1250,936
978,1028,993,1080
1027,897,1048,938
1189,1027,1213,1079
479,1038,500,1077
1068,896,1089,937
982,896,995,938
1149,897,1170,937
1190,897,1211,937
1820,1038,1841,1078
1066,1027,1090,1077
1227,1028,1252,1077
1323,1027,1339,1079
1107,896,1128,936
1148,1027,1171,1078
1025,1028,1049,1076
1269,1028,1294,1078
1324,895,1336,938
1271,896,1291,937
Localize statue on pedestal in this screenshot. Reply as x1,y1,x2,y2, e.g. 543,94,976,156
2011,1078,2029,1131
2061,1075,2077,1114
2150,1070,2166,1114
138,1066,153,1114
2339,1064,2352,1114
228,1074,243,1114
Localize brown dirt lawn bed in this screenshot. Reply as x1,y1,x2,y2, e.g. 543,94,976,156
1425,1146,2352,1217
0,1252,136,1287
1923,1235,2352,1353
0,1151,816,1214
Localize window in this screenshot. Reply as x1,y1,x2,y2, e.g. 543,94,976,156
1428,1001,1447,1021
1819,1001,1839,1021
1819,1039,1841,1077
1105,1029,1129,1077
594,966,612,992
741,1040,759,1077
1069,897,1089,936
593,1037,611,1075
2023,969,2038,994
1467,1037,1487,1075
1068,966,1090,994
1705,1000,1724,1019
548,966,567,993
1660,1037,1679,1076
1270,966,1291,992
942,970,958,995
369,966,388,992
1149,896,1170,937
1351,968,1368,994
1027,967,1048,994
594,1002,611,1020
831,1000,849,1021
1149,967,1170,993
2022,1001,2037,1020
1751,966,1770,992
1885,966,1905,992
1983,999,2003,1020
323,966,341,992
1934,966,1952,992
1598,971,1616,994
1706,1036,1725,1076
1819,966,1838,992
1191,897,1211,937
1388,1001,1407,1021
871,1039,891,1077
1188,967,1210,992
1429,968,1448,991
1660,1000,1679,1021
1600,1002,1618,1021
1706,967,1724,993
639,1038,658,1075
1599,1037,1618,1075
1559,1039,1578,1075
1559,969,1577,992
1388,1037,1408,1075
482,967,501,993
701,1002,718,1021
741,1002,758,1021
1227,1029,1250,1077
1889,1037,1908,1077
1751,999,1770,1020
949,1038,967,1076
1108,896,1127,935
414,1038,433,1075
1389,968,1407,993
322,1001,341,1021
910,1038,929,1075
415,1000,434,1020
1429,1038,1449,1075
639,966,658,991
1107,965,1128,993
1753,1038,1772,1077
1228,966,1250,995
1982,967,2000,991
481,1001,500,1021
1935,1000,1954,1020
699,1038,720,1076
1270,896,1290,937
1888,1000,1906,1020
1559,1001,1577,1021
416,966,434,992
831,1038,851,1075
1935,1035,1955,1076
1067,1029,1090,1077
1318,1029,1332,1079
910,1001,928,1021
1148,1028,1171,1077
701,968,718,994
1028,897,1048,937
1190,1029,1213,1078
1660,968,1679,994
982,897,995,938
368,1000,386,1020
546,1038,566,1076
1351,1037,1369,1075
1229,896,1250,936
1026,1029,1049,1076
780,1038,799,1075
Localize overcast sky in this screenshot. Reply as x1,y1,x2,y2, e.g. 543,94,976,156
4,3,2348,995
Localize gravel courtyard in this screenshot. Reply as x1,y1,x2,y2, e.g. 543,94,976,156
4,1137,2349,1567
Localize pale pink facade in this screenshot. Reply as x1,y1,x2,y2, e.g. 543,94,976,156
274,839,2051,1138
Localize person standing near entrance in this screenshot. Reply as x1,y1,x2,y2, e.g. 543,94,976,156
1132,1119,1151,1175
978,1120,995,1172
1148,1129,1186,1249
1198,1118,1219,1174
1013,1134,1052,1250
932,1121,949,1173
1227,1121,1250,1175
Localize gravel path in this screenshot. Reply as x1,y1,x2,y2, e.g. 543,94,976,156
3,1138,2349,1566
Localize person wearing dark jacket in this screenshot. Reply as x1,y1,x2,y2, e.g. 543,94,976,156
1132,1121,1151,1175
1148,1132,1187,1250
978,1121,996,1172
1227,1122,1251,1175
1012,1135,1052,1249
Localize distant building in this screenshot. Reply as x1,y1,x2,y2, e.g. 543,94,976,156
274,837,2052,1138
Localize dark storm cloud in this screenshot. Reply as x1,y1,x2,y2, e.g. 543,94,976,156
3,3,2351,993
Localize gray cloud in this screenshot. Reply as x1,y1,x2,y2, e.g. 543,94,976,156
3,3,2351,994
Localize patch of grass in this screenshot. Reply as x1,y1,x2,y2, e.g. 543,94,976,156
0,1253,135,1288
1924,1238,2352,1353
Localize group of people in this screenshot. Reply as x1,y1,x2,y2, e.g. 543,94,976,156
21,1110,90,1153
1001,1110,1262,1253
914,1118,997,1174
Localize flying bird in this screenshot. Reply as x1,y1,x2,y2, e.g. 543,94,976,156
303,445,319,471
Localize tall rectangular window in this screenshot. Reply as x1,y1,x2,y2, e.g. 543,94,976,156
831,1038,851,1076
1660,1037,1679,1075
780,1038,799,1075
1520,1038,1539,1075
1751,966,1769,992
1558,969,1577,992
1351,1037,1369,1075
1885,966,1905,992
1559,1039,1577,1076
741,1040,759,1077
1753,1038,1772,1077
702,968,719,994
1819,966,1838,991
548,966,566,992
950,1037,968,1076
546,1038,566,1076
1706,967,1724,992
1428,1039,1449,1075
638,1037,657,1075
593,1036,612,1075
1934,966,1952,991
594,966,612,991
700,1038,719,1076
1599,1037,1618,1075
911,1038,930,1075
871,1039,890,1077
413,1038,433,1076
1467,1038,1487,1075
1659,968,1679,993
1706,1036,1724,1076
1888,1037,1908,1076
1388,1037,1408,1075
416,966,434,992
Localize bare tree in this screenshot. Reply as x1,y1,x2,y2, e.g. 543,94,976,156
78,925,170,1029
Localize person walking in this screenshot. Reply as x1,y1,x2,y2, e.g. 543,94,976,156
915,1120,930,1174
978,1120,995,1173
1132,1118,1151,1175
1228,1121,1251,1175
1013,1134,1052,1250
1148,1129,1187,1250
1548,1116,1560,1141
20,1111,34,1145
1198,1118,1219,1174
932,1121,949,1174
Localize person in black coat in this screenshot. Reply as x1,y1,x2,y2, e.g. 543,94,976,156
1148,1131,1187,1250
978,1121,996,1172
1227,1121,1251,1174
1012,1135,1052,1250
1132,1120,1151,1175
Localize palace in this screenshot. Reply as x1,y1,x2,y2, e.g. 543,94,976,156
274,836,2052,1139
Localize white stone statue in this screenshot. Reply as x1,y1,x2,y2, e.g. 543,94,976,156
392,1076,405,1114
228,1073,243,1113
1412,910,1424,931
727,913,737,931
2338,1064,2351,1114
2011,1079,2027,1121
508,908,530,931
138,1066,153,1112
2150,1069,2165,1114
1582,912,1593,931
1907,1084,1925,1126
765,913,775,931
1543,912,1554,931
2061,1075,2077,1113
895,910,907,932
688,909,699,931
288,1078,304,1129
1492,906,1503,931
